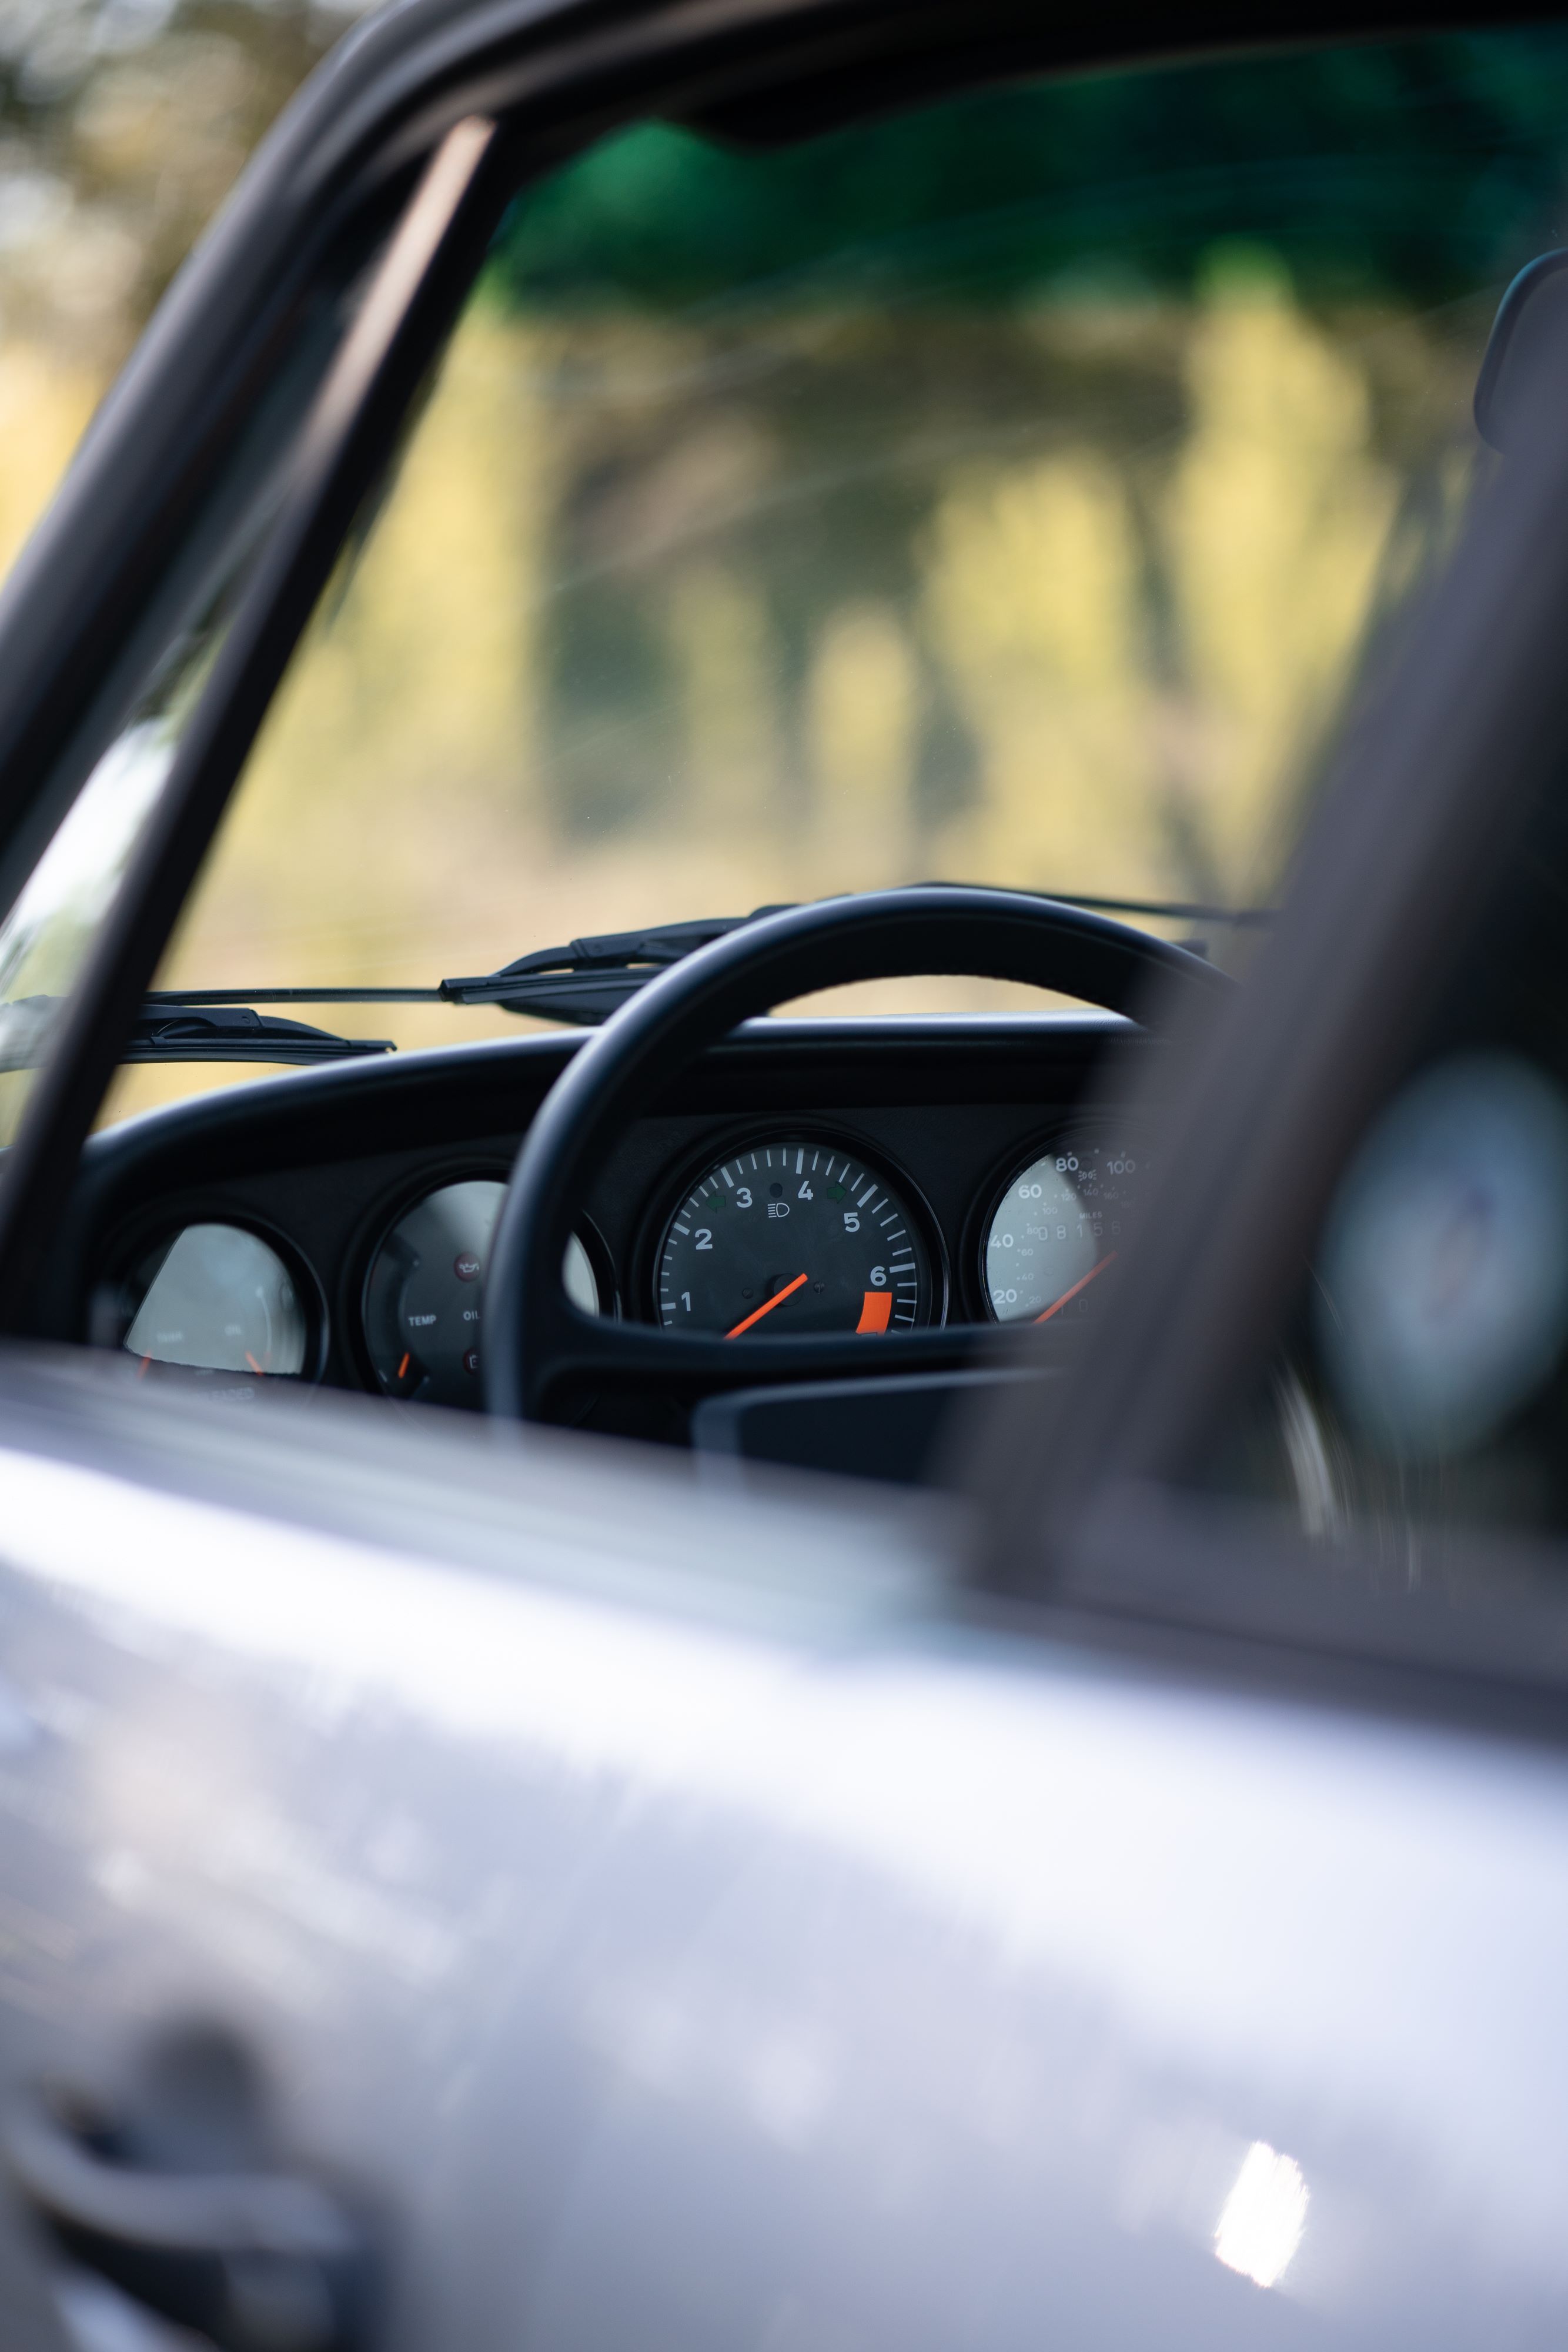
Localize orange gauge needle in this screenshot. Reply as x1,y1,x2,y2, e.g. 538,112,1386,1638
1035,1250,1118,1324
726,1272,808,1338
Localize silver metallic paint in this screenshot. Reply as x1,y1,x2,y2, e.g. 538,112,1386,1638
0,1354,1562,2346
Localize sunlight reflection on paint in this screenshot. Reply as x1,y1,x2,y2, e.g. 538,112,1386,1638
1214,2140,1309,2288
12,1421,1568,2305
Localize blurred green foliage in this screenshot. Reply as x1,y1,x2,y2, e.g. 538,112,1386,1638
496,29,1568,309
0,1,361,353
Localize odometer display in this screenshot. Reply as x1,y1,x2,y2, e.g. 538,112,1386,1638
983,1130,1146,1323
657,1138,935,1335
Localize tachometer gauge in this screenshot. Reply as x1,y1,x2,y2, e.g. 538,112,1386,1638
656,1137,937,1335
982,1128,1147,1324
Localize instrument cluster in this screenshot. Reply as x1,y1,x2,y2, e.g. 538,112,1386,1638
109,1114,1151,1404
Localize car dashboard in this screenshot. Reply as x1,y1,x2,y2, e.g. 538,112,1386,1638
45,1014,1158,1466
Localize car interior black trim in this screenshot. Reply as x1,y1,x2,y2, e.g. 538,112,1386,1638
692,1365,1061,1487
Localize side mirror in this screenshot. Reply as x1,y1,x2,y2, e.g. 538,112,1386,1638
1475,249,1568,452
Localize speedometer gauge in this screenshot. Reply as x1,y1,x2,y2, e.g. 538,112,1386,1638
982,1128,1148,1323
656,1137,937,1335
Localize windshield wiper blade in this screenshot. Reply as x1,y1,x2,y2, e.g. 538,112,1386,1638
131,890,1276,1034
125,1004,396,1063
0,997,395,1072
132,913,793,1029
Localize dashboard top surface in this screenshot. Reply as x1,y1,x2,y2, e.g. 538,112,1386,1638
79,1013,1140,1174
48,1014,1159,1444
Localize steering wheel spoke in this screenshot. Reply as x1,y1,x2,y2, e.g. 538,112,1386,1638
526,1306,1005,1419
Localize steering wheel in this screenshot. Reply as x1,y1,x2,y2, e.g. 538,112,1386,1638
483,887,1225,1427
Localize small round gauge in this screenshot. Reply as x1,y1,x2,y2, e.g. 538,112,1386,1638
982,1128,1148,1324
365,1178,605,1408
656,1137,936,1336
122,1222,311,1377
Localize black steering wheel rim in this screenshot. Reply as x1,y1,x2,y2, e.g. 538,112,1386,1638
483,887,1225,1425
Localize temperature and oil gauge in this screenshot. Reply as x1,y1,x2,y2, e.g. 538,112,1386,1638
656,1136,937,1336
363,1177,606,1408
982,1128,1148,1324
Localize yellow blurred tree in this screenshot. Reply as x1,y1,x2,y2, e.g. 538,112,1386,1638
0,345,104,580
922,260,1397,907
1161,249,1396,897
174,311,553,987
922,449,1157,895
805,600,920,881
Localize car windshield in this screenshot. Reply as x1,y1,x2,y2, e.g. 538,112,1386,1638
11,24,1568,1130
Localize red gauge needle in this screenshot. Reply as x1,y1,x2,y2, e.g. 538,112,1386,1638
1035,1250,1118,1324
726,1273,809,1338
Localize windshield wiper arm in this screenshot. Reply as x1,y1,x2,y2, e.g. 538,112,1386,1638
0,997,394,1072
436,890,1275,1020
133,890,1276,1033
438,907,794,1021
139,910,795,1028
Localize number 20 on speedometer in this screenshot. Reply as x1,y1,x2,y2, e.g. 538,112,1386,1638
657,1138,937,1335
